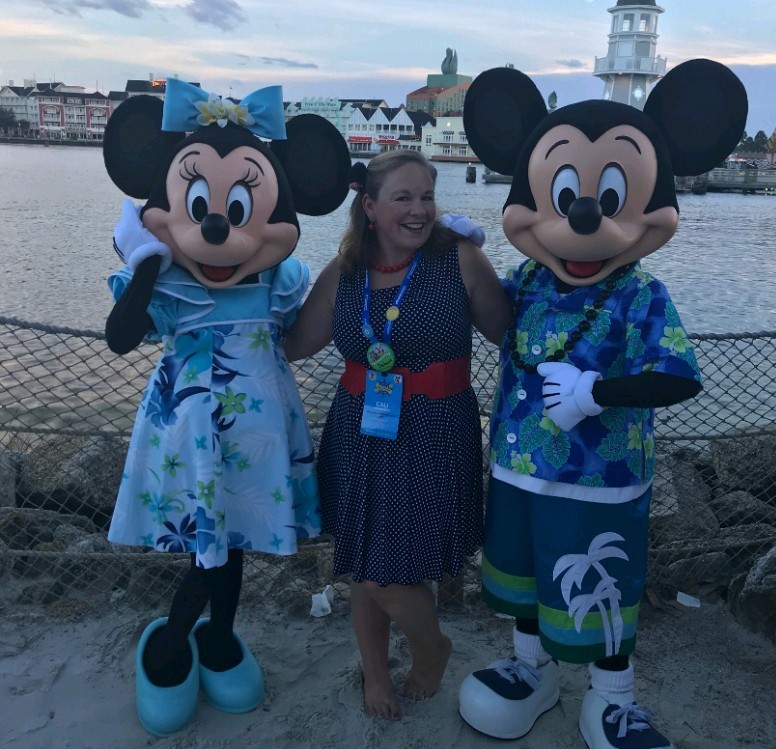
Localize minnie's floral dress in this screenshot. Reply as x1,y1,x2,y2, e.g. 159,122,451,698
107,258,320,569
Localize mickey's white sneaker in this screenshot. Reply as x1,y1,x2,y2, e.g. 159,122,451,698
459,655,560,739
579,663,675,749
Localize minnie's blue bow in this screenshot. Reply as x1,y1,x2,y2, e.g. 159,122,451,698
161,77,286,140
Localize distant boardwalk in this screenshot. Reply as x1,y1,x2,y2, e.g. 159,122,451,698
705,166,776,194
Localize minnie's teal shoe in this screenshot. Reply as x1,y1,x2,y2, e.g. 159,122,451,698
194,618,265,713
135,617,200,737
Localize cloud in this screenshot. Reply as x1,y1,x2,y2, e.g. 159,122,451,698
183,0,246,30
226,53,318,70
35,0,152,17
556,59,585,69
257,57,318,70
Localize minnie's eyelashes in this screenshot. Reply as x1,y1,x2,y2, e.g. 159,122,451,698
179,160,202,182
241,167,261,188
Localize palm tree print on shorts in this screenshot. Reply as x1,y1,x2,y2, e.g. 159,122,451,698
552,532,629,657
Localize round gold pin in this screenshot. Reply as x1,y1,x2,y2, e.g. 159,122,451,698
385,306,400,321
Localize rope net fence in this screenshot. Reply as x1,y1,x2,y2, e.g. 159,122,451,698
1,316,775,615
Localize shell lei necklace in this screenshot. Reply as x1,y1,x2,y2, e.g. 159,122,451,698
507,264,629,374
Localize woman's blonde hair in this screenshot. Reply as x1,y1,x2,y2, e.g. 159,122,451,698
339,150,458,275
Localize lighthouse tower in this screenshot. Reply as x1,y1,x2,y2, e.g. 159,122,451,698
593,1,667,109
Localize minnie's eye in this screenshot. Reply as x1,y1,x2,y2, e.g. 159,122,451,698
186,177,210,223
226,183,253,227
598,165,627,217
551,166,580,217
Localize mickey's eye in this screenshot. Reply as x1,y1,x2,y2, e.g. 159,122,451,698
551,166,580,217
226,183,253,227
597,165,627,217
186,177,210,223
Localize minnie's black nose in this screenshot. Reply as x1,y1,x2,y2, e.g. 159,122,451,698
567,197,602,235
201,214,230,245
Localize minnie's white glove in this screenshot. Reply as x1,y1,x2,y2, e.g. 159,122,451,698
438,213,485,248
112,198,173,272
536,362,604,432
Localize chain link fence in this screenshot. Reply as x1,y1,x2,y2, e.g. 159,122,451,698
1,316,775,615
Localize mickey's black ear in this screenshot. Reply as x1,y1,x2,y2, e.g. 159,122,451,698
644,59,748,176
463,68,548,175
271,114,351,216
103,96,185,198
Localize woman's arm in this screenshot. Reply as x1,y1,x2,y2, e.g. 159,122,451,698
458,240,512,346
282,257,340,361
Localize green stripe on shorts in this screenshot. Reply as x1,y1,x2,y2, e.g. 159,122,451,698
538,602,640,630
482,553,536,593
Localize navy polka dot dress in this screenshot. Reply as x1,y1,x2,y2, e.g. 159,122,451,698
317,247,484,586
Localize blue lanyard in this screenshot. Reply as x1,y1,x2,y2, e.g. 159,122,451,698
361,253,421,347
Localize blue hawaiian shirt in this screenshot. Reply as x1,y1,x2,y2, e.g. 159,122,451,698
490,260,701,498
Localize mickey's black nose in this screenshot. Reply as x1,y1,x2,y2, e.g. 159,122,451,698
567,197,602,235
201,214,230,245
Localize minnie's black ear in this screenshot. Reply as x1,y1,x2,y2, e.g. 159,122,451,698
463,67,548,176
103,96,185,198
644,59,748,176
271,114,351,216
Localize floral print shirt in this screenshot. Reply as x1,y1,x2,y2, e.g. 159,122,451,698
490,260,701,501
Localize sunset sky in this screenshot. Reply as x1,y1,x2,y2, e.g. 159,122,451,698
2,0,774,134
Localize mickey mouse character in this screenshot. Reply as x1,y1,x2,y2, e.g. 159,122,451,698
459,60,747,749
102,78,350,736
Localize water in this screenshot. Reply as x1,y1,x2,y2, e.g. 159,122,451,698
1,143,775,334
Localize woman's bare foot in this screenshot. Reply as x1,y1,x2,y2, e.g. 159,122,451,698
403,634,452,699
362,670,401,720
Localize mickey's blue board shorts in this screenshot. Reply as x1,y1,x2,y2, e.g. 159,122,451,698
481,477,651,664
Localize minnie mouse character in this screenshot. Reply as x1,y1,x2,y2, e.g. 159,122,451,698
459,60,747,749
102,78,350,736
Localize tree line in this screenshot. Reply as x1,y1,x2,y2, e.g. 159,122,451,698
737,129,776,160
0,106,31,135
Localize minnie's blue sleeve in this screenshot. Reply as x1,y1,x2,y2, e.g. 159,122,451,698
269,257,311,330
108,266,180,339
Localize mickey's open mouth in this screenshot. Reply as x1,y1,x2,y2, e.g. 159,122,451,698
562,260,606,279
199,264,237,282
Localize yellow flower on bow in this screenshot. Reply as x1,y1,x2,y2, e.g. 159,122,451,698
195,93,256,129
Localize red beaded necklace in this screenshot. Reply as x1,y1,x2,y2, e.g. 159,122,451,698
370,255,414,273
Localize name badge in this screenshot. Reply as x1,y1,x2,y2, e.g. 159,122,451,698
360,370,404,440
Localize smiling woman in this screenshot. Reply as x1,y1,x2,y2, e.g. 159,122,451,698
282,149,512,721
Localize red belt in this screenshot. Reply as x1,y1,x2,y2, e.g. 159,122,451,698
340,356,471,401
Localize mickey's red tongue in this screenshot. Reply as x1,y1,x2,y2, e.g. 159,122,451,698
200,264,235,282
564,260,604,278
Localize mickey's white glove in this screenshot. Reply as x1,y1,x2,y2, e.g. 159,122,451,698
438,213,485,248
112,198,173,273
537,362,604,432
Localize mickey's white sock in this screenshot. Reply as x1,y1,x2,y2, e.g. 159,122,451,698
513,627,552,668
589,661,636,706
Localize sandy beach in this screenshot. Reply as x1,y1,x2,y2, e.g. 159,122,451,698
2,593,775,749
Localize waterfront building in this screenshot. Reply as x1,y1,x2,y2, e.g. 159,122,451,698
281,97,431,156
0,80,110,141
420,115,479,163
283,97,356,136
124,75,172,100
406,48,472,118
109,75,199,113
38,86,111,141
346,106,431,155
0,79,49,134
593,0,667,109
